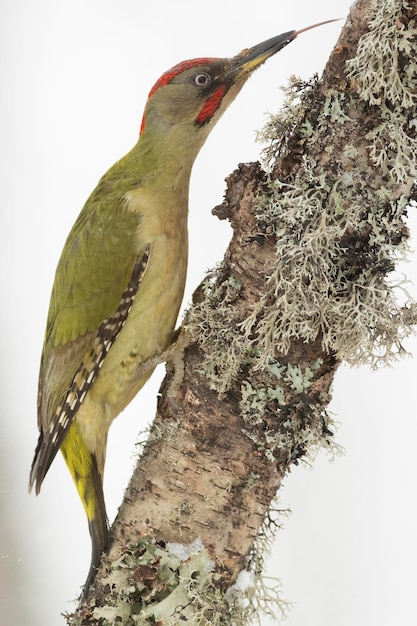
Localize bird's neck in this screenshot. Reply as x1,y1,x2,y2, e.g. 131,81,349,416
136,119,209,185
112,126,205,226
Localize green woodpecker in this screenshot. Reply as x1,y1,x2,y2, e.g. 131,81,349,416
29,21,335,593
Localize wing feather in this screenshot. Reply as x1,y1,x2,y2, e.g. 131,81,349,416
30,183,150,491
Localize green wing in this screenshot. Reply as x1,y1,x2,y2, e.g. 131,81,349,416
30,169,151,492
38,181,143,432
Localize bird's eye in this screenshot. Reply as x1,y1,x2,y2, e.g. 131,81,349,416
193,72,211,87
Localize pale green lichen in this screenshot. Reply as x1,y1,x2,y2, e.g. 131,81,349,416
89,535,290,626
245,472,261,490
91,538,218,625
242,170,413,366
366,106,417,183
257,75,319,169
346,0,417,184
346,0,417,108
239,359,337,463
187,271,252,392
322,90,351,124
243,0,416,369
284,362,322,394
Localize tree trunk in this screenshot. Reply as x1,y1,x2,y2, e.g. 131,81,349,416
68,0,417,623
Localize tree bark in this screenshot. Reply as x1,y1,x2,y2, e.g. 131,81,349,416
68,0,417,623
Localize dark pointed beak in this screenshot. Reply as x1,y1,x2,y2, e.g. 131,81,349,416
230,19,340,75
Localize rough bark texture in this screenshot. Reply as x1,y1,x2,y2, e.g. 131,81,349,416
69,0,416,623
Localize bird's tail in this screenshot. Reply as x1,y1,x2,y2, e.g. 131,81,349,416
60,423,109,595
84,471,109,595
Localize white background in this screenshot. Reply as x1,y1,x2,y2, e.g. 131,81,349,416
1,1,416,625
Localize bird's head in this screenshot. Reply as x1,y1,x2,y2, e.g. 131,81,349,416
139,21,337,146
139,31,294,141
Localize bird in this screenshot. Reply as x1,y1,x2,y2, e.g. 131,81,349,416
29,20,336,594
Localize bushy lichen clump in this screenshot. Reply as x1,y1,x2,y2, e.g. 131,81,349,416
239,358,340,463
90,538,218,625
192,0,416,388
346,0,417,185
248,3,416,368
84,537,285,626
245,161,413,366
347,0,417,108
189,272,252,393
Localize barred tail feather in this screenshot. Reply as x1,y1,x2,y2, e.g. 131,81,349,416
84,454,109,595
28,431,49,494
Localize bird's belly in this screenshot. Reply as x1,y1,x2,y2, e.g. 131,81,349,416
88,242,187,418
